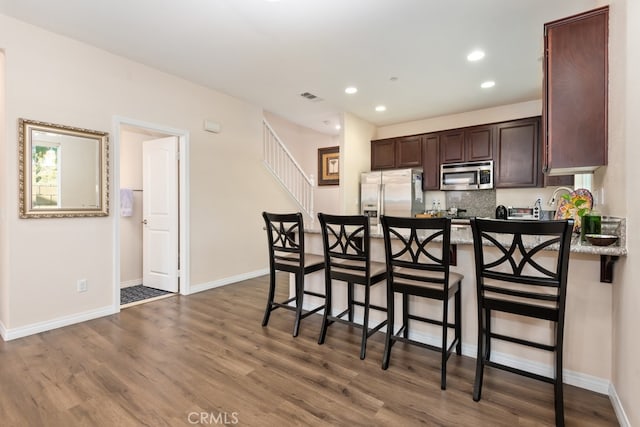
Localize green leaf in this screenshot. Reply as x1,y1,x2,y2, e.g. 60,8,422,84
574,199,586,207
578,208,589,217
561,194,571,201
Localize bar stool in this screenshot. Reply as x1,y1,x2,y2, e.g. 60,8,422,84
261,212,325,337
317,213,387,360
380,215,462,390
470,218,573,427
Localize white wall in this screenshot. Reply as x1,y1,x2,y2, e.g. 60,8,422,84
607,0,640,425
0,49,8,327
342,113,376,215
0,15,300,332
119,130,146,286
376,100,541,139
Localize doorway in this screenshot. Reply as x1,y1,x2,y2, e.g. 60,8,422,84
113,117,190,311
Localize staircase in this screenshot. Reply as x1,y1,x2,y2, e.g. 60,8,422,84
262,119,315,219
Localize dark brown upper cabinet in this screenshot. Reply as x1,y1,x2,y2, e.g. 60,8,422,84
371,135,422,170
371,138,396,170
543,6,608,174
440,125,493,164
421,133,440,190
495,117,541,188
395,135,423,168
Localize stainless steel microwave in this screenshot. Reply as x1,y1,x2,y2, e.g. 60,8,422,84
440,160,494,190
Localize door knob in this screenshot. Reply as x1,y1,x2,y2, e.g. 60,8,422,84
142,219,148,224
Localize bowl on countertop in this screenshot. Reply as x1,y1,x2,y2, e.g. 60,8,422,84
585,234,618,246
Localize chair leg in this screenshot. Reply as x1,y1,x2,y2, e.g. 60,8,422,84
485,309,492,362
402,293,409,339
292,273,303,337
262,269,276,327
348,282,354,322
441,298,449,390
382,290,395,370
555,345,565,426
473,308,486,401
455,288,462,355
318,276,332,345
360,285,371,360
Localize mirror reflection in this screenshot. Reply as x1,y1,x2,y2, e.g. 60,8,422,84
19,118,109,218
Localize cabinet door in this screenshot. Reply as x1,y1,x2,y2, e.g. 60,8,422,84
543,6,608,172
371,139,396,170
395,135,422,167
421,134,440,190
439,130,465,163
495,118,541,188
466,125,493,161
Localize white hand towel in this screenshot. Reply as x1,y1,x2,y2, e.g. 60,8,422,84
120,188,134,217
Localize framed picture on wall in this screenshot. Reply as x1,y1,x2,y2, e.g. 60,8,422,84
318,146,339,186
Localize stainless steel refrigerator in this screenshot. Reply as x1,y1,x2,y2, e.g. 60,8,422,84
360,168,425,228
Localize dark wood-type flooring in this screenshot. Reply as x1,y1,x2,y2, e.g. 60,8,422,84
0,274,618,426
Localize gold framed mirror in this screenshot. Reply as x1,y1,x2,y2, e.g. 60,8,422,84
19,118,109,218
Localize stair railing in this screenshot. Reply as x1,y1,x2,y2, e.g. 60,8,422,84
262,119,314,220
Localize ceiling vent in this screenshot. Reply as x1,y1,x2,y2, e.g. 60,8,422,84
300,92,323,102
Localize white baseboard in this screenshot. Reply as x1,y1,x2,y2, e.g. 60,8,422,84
1,305,117,341
609,383,631,427
187,268,268,295
457,342,610,395
120,278,142,288
308,305,611,395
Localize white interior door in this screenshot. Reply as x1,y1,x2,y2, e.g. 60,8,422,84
143,136,179,292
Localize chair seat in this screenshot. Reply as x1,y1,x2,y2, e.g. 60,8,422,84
277,253,325,269
392,267,462,293
331,259,387,281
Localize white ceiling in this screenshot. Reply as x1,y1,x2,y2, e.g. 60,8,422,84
0,0,598,135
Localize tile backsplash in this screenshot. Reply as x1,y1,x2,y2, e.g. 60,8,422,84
445,190,496,218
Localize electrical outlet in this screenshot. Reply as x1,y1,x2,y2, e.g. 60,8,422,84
77,279,88,293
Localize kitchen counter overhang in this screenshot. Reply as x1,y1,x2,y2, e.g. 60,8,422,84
305,217,626,283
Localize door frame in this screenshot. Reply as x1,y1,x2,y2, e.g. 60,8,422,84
112,116,190,312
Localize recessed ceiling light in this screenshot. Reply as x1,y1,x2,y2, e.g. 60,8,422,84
375,105,386,112
467,50,485,61
345,86,358,94
335,124,341,130
481,81,495,89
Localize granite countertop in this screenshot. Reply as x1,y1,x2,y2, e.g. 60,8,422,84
305,217,627,257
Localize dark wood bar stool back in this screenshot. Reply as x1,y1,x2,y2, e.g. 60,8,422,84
261,212,325,337
317,213,387,359
380,216,462,390
470,218,573,427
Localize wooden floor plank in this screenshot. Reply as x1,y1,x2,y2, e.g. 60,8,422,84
0,273,618,426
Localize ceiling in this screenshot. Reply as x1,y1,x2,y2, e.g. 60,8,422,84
0,0,598,135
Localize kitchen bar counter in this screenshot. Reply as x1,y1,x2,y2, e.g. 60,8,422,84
306,217,627,257
296,219,624,394
306,217,626,283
